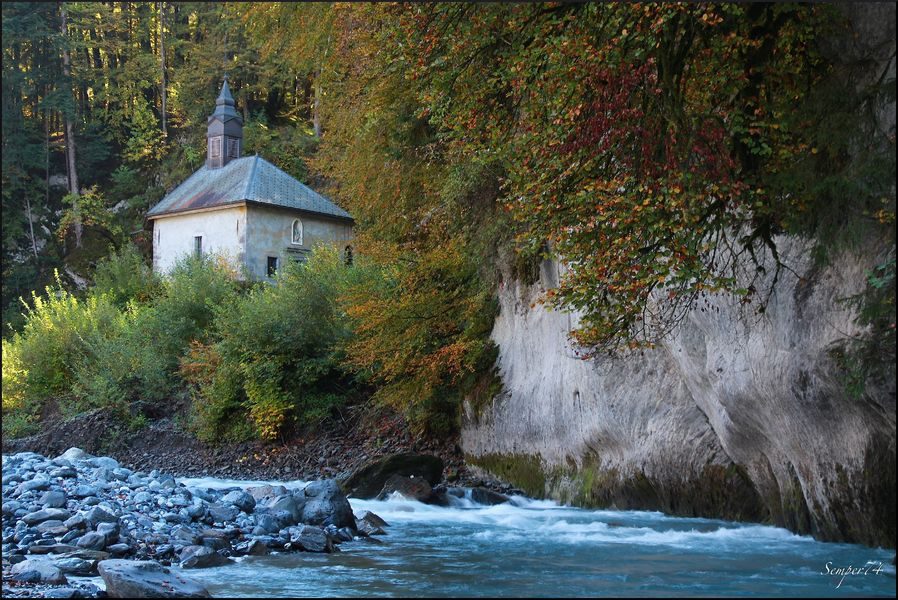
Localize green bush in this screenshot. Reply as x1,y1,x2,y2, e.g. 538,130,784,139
74,252,240,413
183,245,357,442
1,272,125,425
92,242,161,308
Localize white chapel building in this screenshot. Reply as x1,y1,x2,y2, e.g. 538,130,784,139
147,77,353,279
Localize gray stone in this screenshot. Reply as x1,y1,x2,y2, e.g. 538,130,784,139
36,519,68,535
340,453,444,498
169,525,201,545
96,521,120,542
63,514,87,530
220,490,256,513
11,559,68,585
252,513,280,534
71,485,99,499
51,556,96,575
22,508,71,525
355,510,388,536
40,491,68,508
289,524,333,553
76,532,107,550
266,494,302,524
27,543,79,555
108,543,131,555
2,500,23,516
43,589,82,599
49,467,78,478
234,539,268,556
15,478,51,495
179,544,230,568
87,456,120,470
132,491,153,504
246,484,288,503
56,448,92,462
98,559,211,598
300,479,354,529
85,506,119,528
207,503,239,524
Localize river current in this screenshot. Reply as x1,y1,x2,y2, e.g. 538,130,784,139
84,476,897,597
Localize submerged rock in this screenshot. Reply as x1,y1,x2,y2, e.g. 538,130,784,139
179,544,230,568
376,474,434,503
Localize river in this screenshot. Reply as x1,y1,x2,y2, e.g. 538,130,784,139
89,476,893,597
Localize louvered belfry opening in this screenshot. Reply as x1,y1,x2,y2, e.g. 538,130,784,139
206,75,243,169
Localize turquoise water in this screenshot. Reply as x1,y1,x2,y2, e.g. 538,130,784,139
165,480,895,598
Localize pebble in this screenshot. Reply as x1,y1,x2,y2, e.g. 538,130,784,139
3,447,394,598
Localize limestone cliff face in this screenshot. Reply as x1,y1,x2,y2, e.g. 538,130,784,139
462,238,895,548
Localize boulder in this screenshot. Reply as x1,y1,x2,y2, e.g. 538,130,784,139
51,556,96,575
22,508,71,525
98,559,211,598
56,448,92,462
289,525,333,553
64,514,87,530
220,490,255,513
179,545,230,568
36,519,68,536
252,513,280,534
76,532,107,551
376,474,434,503
470,487,510,506
340,453,444,499
355,510,388,536
207,503,239,524
246,484,288,503
265,494,302,524
85,506,119,528
300,480,354,529
234,539,269,556
169,525,201,546
11,559,68,585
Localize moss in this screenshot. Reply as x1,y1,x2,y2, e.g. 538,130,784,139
467,452,547,498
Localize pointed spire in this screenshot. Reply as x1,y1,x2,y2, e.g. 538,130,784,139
209,74,240,123
217,74,235,106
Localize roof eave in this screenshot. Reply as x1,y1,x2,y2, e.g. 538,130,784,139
242,198,355,223
146,200,249,220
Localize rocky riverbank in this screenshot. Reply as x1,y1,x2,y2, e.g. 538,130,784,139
2,446,520,598
1,406,510,492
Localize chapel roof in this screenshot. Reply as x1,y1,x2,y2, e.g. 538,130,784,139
146,155,352,221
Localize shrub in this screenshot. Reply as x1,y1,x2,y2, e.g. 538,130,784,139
1,272,125,423
74,252,240,413
183,245,357,442
92,242,161,307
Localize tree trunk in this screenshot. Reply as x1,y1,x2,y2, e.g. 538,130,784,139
60,1,81,248
158,1,167,137
312,71,321,138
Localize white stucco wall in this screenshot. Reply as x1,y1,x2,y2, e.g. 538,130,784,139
151,205,247,275
244,204,354,280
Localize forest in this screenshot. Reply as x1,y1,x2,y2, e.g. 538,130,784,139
3,2,895,443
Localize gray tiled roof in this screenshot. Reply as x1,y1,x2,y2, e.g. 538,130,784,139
147,155,352,220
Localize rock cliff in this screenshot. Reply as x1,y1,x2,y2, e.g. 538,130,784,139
463,235,895,548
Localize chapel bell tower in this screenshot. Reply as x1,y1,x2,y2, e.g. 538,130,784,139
206,75,243,169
